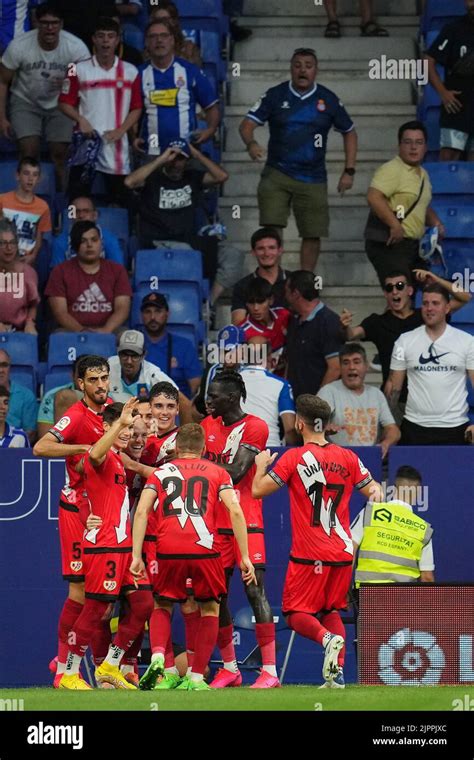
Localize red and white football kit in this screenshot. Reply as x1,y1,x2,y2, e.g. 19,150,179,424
144,458,234,602
139,428,179,580
49,400,105,582
239,307,290,354
269,442,373,614
83,449,152,601
59,55,142,175
201,414,268,570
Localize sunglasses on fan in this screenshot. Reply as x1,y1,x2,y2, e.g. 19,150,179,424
383,281,407,293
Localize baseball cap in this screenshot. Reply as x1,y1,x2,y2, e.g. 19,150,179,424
167,138,191,158
118,330,145,355
141,292,169,311
217,325,245,350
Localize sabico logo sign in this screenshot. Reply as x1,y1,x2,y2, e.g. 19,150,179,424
378,628,474,685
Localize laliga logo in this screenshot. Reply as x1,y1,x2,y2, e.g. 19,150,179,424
378,628,445,685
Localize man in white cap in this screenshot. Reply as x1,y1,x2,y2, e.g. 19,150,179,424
108,329,192,422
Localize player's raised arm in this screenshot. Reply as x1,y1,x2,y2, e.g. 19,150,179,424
33,431,91,458
219,487,256,586
130,486,157,578
252,449,279,498
89,398,139,467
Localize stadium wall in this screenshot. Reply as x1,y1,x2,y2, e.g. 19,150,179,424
0,447,472,687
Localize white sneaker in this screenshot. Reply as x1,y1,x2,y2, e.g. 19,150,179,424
322,634,345,681
319,667,345,689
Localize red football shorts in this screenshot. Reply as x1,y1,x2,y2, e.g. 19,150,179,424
142,535,158,583
59,503,85,583
215,531,266,571
234,530,266,570
214,532,235,570
83,549,151,601
282,561,352,615
154,554,226,603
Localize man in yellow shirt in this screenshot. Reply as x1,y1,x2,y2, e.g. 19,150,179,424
364,120,445,286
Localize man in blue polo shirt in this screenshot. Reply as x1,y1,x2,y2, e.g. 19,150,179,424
136,17,220,156
239,47,358,271
140,292,202,399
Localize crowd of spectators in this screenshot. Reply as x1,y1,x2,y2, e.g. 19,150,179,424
0,0,473,455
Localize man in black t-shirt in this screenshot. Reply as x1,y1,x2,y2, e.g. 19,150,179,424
426,1,474,160
124,139,228,279
340,269,470,397
231,227,292,325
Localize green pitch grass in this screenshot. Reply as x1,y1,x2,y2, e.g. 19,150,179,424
0,686,470,711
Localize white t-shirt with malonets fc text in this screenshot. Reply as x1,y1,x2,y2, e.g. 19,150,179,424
390,324,474,427
2,29,89,110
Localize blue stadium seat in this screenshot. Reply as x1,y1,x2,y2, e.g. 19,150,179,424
421,0,466,35
425,163,474,199
47,333,117,372
133,248,203,291
122,23,144,50
175,0,223,19
430,201,474,242
443,245,474,277
96,207,129,257
450,299,474,325
0,333,38,393
0,161,56,208
0,137,17,160
43,371,74,394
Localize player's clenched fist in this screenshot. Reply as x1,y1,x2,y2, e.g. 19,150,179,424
255,449,278,470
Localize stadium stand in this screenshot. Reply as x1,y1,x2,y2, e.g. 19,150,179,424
47,333,117,374
0,332,38,393
421,0,466,37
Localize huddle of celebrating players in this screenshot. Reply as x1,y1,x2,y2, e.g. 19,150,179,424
33,354,383,691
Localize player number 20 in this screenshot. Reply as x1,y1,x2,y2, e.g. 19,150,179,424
162,476,209,517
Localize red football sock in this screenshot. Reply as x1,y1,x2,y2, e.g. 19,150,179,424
182,608,200,667
193,616,219,677
287,612,328,646
123,629,145,666
321,610,346,666
68,599,109,657
149,607,172,656
57,598,84,662
114,591,154,653
90,618,112,666
164,633,174,669
255,622,276,666
217,623,236,664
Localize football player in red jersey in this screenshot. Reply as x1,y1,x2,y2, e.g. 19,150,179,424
201,369,279,689
60,400,154,690
131,423,256,690
33,355,111,686
139,381,205,688
141,382,180,467
252,394,383,688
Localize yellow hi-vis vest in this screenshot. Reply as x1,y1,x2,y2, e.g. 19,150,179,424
355,502,433,587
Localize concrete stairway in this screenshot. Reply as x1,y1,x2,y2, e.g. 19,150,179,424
216,0,421,376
